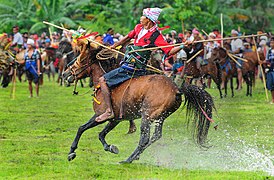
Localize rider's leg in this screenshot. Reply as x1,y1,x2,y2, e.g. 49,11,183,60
237,68,243,90
95,76,114,122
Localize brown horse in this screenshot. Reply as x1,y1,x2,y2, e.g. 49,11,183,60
209,47,237,97
241,51,266,96
182,51,223,98
63,40,215,163
200,58,223,98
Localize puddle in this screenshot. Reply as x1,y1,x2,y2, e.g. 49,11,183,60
142,124,274,176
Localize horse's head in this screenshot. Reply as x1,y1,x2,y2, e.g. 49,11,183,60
209,47,228,63
56,39,73,59
0,49,14,71
0,34,11,50
63,39,100,83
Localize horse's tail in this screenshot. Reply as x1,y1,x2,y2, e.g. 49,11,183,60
180,83,215,146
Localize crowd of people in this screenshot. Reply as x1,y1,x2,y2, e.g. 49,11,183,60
1,16,274,103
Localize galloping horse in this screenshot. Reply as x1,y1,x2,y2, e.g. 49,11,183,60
63,39,215,163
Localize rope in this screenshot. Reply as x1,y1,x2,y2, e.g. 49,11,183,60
119,69,136,119
96,48,117,61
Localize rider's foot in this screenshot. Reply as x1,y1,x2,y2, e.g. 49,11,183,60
95,109,114,122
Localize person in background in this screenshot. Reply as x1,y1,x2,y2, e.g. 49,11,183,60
10,26,23,53
243,42,253,52
22,32,28,49
185,29,194,43
230,29,244,90
103,28,115,45
262,37,274,103
23,38,41,98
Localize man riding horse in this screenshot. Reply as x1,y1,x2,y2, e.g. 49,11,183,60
95,7,185,122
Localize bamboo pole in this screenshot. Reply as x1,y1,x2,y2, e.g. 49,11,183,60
128,33,267,53
220,13,224,47
202,29,209,38
228,53,248,62
48,27,53,43
10,68,16,99
227,53,242,67
186,50,203,63
252,37,269,101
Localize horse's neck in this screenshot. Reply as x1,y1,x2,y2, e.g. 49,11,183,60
90,63,106,85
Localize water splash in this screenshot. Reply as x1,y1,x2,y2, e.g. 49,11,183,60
142,125,274,176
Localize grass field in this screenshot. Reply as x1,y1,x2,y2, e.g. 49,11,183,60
0,77,273,179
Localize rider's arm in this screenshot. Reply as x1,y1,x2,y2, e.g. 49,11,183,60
111,35,131,49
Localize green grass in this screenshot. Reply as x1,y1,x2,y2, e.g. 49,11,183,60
0,77,273,179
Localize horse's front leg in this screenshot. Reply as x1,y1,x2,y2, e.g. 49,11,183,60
98,120,120,154
68,115,103,161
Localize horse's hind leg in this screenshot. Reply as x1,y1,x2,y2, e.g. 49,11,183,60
68,115,103,161
98,121,120,154
120,117,151,163
127,120,136,134
230,78,234,97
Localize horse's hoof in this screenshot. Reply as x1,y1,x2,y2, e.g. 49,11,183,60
119,160,131,164
68,152,76,161
109,145,119,154
127,127,136,134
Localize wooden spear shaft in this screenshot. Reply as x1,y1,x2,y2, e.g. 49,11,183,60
128,33,267,53
220,13,224,48
186,50,203,63
228,53,248,62
227,53,242,67
252,37,269,101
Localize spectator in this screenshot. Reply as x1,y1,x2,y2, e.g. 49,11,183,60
22,32,28,49
10,26,23,53
24,38,41,97
103,28,115,45
264,37,274,103
243,42,253,52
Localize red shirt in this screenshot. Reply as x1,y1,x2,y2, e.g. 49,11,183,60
127,24,172,55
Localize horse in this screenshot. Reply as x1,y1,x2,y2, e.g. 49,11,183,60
55,38,76,86
181,49,223,98
209,47,237,97
0,49,13,87
42,47,57,82
63,39,215,163
200,58,223,98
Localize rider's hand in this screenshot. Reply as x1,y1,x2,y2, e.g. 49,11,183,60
110,43,119,49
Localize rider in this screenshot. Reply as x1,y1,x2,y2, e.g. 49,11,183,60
230,29,244,90
95,7,185,122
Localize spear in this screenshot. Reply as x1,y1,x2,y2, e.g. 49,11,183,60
128,33,268,53
252,36,269,101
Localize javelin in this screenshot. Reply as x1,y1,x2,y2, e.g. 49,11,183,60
128,33,268,53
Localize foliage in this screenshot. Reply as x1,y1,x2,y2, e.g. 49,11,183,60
0,0,273,35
